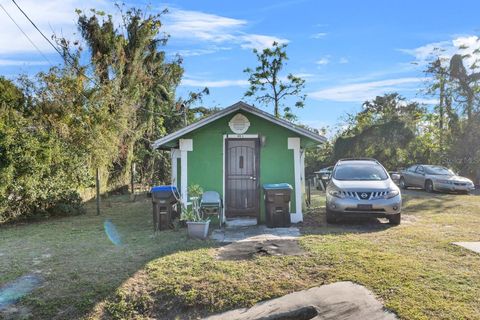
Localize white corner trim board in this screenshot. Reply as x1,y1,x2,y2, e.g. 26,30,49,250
288,137,303,223
222,135,226,224
179,139,193,203
300,148,306,210
179,139,193,151
170,148,180,187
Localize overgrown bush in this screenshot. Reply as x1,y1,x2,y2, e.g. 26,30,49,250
0,100,89,223
45,191,85,217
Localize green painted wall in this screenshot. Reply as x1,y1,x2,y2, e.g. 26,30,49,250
182,111,303,222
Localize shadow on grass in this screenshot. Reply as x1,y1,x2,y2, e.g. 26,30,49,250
302,188,465,235
401,189,460,214
0,193,221,320
301,205,396,236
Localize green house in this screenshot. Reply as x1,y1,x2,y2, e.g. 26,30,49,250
152,101,326,225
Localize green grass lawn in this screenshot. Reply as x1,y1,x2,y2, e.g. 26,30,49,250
1,190,480,319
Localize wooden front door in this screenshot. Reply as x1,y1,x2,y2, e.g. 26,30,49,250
225,139,260,217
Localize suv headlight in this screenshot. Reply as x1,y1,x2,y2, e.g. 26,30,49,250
384,189,399,199
328,188,345,198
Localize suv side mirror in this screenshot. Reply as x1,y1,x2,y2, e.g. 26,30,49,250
391,173,400,180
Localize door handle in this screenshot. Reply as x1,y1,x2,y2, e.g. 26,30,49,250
249,176,256,181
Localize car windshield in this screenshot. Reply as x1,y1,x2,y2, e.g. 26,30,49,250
333,163,388,181
425,166,454,175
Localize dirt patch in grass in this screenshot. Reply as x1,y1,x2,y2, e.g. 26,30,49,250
216,239,305,260
301,207,327,228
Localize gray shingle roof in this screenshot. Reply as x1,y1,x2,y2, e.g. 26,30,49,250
152,101,327,149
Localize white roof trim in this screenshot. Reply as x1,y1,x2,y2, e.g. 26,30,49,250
152,101,327,149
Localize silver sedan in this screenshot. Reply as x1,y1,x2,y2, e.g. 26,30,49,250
399,165,475,193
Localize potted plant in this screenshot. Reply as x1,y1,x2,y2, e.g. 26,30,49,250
181,185,210,239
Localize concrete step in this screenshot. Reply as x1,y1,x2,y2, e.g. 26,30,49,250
225,218,257,229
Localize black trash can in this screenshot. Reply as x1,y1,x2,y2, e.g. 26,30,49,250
151,186,179,231
263,183,293,228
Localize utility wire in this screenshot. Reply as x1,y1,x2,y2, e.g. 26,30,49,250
8,0,182,119
3,0,188,154
10,0,101,87
0,2,52,66
12,0,97,81
11,0,64,58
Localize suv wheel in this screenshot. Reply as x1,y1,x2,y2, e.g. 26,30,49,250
326,208,337,224
399,177,407,190
425,180,434,193
389,212,401,225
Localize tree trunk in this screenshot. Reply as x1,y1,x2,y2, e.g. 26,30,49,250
467,91,473,121
96,168,100,216
438,80,445,153
272,71,279,118
445,96,457,134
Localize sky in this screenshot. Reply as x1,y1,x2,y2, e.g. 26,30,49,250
1,0,480,135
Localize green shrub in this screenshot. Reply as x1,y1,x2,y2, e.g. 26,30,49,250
46,191,85,217
0,105,89,223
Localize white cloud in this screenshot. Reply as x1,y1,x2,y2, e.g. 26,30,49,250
181,78,249,88
311,32,327,39
336,66,415,84
412,98,439,105
292,73,315,78
165,8,288,51
399,41,450,64
0,0,110,55
399,35,480,69
0,59,49,66
339,57,349,64
173,46,231,57
240,34,288,50
310,77,427,102
165,9,245,43
275,73,313,83
300,119,329,130
316,56,330,65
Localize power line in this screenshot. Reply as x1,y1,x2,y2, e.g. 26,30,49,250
11,0,64,58
8,0,180,119
11,0,97,78
10,0,101,88
0,3,52,66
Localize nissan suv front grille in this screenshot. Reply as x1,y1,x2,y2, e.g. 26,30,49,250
340,191,389,200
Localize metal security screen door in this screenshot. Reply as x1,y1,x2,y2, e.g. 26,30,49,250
225,139,260,217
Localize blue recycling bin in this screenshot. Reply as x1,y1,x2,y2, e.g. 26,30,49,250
150,186,179,231
263,183,293,228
